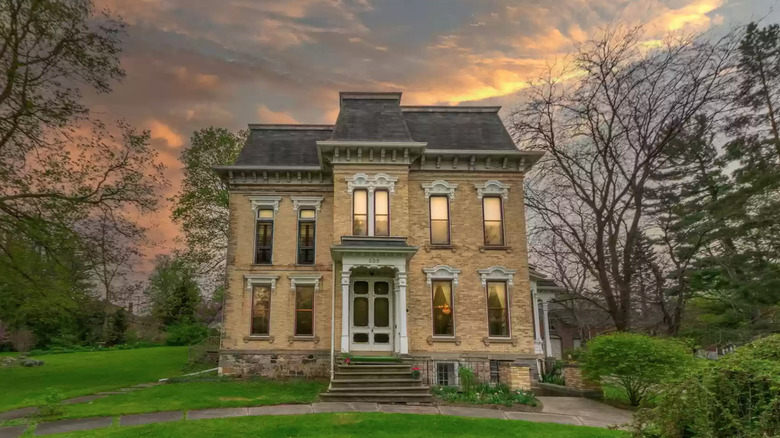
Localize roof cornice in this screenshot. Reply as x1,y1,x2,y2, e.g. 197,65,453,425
401,106,500,113
247,124,333,131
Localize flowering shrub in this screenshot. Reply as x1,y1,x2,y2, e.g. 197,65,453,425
432,383,538,407
411,367,421,378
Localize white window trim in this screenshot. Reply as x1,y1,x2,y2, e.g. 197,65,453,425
245,274,279,292
422,180,458,200
347,173,397,236
478,266,517,286
289,274,322,293
291,196,324,216
434,361,460,386
474,180,510,201
423,265,461,286
249,195,282,215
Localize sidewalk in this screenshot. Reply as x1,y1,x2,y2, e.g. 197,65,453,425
0,398,632,437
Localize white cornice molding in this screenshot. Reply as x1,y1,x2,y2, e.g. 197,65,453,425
474,180,510,200
290,196,324,214
289,274,323,293
422,265,461,286
346,172,398,194
477,266,517,286
244,274,279,292
421,180,458,200
248,195,282,213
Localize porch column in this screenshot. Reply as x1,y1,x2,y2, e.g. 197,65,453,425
397,272,409,354
340,269,350,353
541,300,552,357
531,283,544,355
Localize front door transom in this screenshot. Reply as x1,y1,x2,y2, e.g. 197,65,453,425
350,278,393,352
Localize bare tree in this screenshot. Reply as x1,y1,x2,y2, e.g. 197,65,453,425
512,26,739,330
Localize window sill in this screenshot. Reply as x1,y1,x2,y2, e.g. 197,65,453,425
479,246,512,253
251,263,274,267
425,244,456,252
427,335,462,346
482,336,518,347
288,335,320,344
243,335,274,344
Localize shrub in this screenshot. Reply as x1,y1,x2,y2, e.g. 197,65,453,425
105,309,128,346
581,333,693,406
36,388,65,417
9,329,36,352
633,334,780,438
540,359,565,385
458,366,476,395
165,323,208,346
432,383,537,407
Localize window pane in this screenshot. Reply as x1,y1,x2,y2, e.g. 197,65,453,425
297,220,315,265
374,216,389,236
487,281,509,337
354,281,368,294
300,209,315,219
375,191,388,214
353,190,367,214
353,333,369,343
258,209,274,219
374,333,390,343
430,197,448,220
374,282,389,295
484,222,503,246
432,280,454,336
431,221,449,245
374,297,389,327
296,311,313,336
483,198,502,220
255,221,273,264
296,286,314,310
251,286,270,335
353,215,367,236
353,297,368,326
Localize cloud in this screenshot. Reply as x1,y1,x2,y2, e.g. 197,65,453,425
257,106,300,124
147,120,184,148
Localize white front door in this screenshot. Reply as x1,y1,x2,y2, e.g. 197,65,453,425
350,278,393,352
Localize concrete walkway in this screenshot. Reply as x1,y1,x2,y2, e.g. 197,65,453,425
0,398,632,437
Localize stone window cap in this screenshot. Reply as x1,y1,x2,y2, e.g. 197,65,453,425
474,180,510,200
243,335,274,343
290,196,324,214
245,274,279,292
427,335,462,346
422,180,458,200
482,336,519,347
478,266,517,287
346,172,398,194
248,195,282,213
423,265,461,286
289,274,322,292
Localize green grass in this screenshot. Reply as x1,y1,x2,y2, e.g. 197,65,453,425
54,413,626,438
59,378,327,419
0,347,188,412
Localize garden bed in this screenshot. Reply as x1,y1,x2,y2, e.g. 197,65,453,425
431,384,542,412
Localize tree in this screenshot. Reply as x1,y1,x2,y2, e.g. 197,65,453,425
144,255,201,328
105,308,127,346
512,26,738,330
171,127,244,285
581,332,693,406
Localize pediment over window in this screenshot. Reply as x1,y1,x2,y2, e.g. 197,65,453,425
289,274,323,292
290,196,324,214
474,180,510,200
248,195,282,212
346,173,398,194
423,265,461,286
477,266,517,286
244,274,279,292
422,180,458,200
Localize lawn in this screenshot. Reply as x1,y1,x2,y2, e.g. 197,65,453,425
0,347,188,412
60,378,327,419
55,413,626,438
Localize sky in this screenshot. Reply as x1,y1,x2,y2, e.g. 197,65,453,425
86,0,779,279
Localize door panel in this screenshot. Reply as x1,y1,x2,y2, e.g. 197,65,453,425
350,278,393,352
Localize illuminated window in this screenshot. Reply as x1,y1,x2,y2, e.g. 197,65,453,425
251,285,271,335
429,196,450,245
374,190,389,236
255,209,274,264
486,281,509,337
432,280,454,336
482,197,504,246
353,189,368,236
297,209,316,264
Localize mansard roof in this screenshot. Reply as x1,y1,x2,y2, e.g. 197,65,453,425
224,91,538,171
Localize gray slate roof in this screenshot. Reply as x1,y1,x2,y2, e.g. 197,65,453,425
234,92,520,167
332,93,412,141
234,126,333,167
402,107,518,151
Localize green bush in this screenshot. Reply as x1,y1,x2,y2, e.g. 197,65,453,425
633,335,780,438
165,323,208,346
581,333,693,406
36,388,65,417
432,383,537,407
458,366,476,395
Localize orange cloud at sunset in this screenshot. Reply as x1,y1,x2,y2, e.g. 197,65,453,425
257,105,300,124
147,120,184,148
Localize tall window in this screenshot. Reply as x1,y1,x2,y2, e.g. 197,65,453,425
482,197,504,246
255,209,274,264
251,285,271,335
297,209,316,264
374,190,389,236
353,189,368,236
295,285,314,336
432,280,454,336
429,196,450,245
486,281,509,337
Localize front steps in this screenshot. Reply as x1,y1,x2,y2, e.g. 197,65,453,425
321,361,434,404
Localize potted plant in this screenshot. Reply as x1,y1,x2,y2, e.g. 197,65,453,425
411,366,421,379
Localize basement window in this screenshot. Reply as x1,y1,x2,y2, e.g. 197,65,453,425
436,362,458,387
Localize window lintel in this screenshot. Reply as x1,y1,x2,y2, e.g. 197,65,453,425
423,265,461,286
478,266,517,286
245,274,279,292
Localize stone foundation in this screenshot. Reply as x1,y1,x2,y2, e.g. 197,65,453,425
562,363,602,398
498,363,532,391
219,351,330,378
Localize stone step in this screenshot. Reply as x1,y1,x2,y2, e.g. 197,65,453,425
333,371,412,379
330,378,423,388
327,386,431,393
320,392,435,403
337,364,410,373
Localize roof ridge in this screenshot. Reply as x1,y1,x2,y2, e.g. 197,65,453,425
401,106,500,113
248,124,334,131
